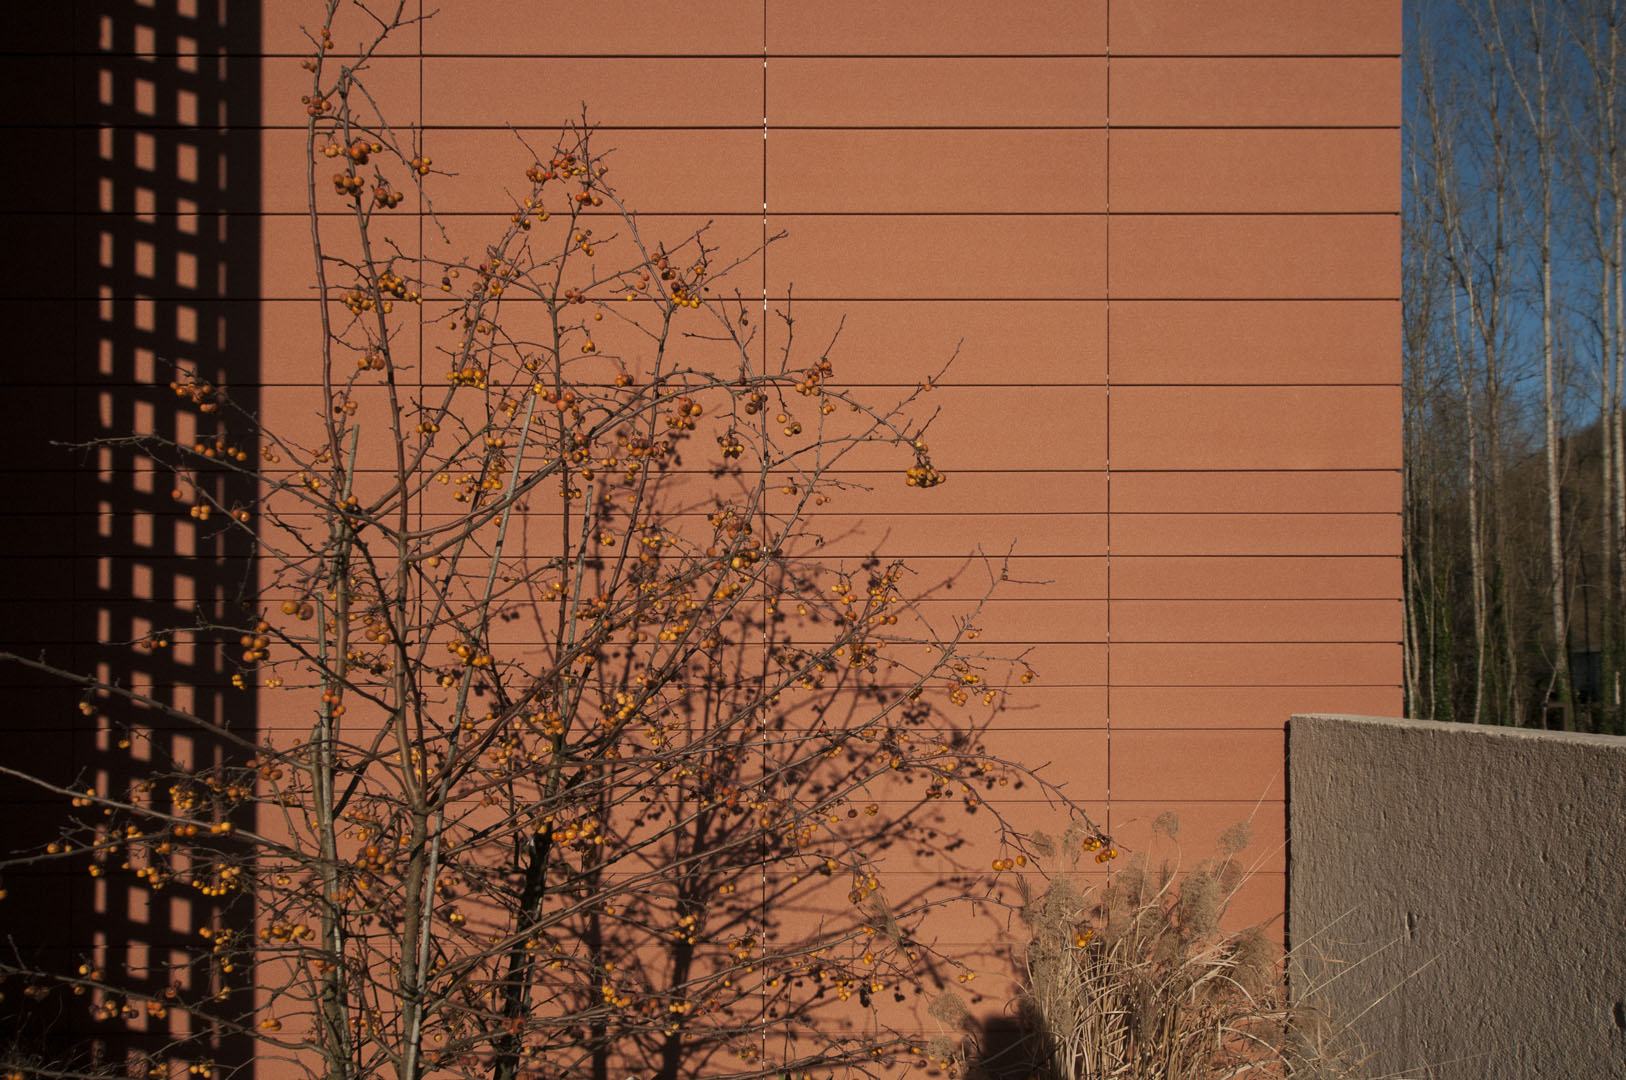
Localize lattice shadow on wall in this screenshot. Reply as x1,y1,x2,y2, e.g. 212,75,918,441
0,3,261,1075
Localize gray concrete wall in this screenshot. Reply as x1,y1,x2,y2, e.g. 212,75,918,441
1287,713,1626,1080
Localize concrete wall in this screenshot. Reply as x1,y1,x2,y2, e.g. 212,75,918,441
1288,713,1626,1079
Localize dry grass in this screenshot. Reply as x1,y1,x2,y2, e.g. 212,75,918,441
930,815,1380,1080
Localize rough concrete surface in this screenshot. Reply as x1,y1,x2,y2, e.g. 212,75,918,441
1288,714,1626,1079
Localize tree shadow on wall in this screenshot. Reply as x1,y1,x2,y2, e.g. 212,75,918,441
0,3,260,1077
968,1011,1050,1080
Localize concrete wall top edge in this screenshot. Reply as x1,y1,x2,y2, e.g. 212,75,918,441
1291,712,1626,749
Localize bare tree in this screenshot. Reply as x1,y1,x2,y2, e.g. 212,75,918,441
1571,0,1626,729
1492,0,1577,724
1406,0,1626,733
0,7,1107,1080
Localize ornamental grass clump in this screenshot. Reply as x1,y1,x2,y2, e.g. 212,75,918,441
935,815,1369,1080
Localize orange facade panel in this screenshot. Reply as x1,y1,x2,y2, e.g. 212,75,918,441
1111,644,1400,688
421,57,764,127
860,385,1106,471
1109,599,1402,644
755,300,1107,385
260,3,421,55
976,685,1110,730
263,55,421,125
767,214,1107,299
1112,57,1401,128
1109,386,1402,470
1109,472,1400,515
1110,1,1401,56
1111,129,1401,214
767,0,1107,55
769,129,1108,213
424,0,764,55
1110,685,1404,729
799,471,1107,517
779,513,1109,560
1111,514,1400,558
407,128,767,214
1111,299,1400,384
1110,215,1399,299
1110,556,1400,600
768,58,1106,127
1110,729,1286,802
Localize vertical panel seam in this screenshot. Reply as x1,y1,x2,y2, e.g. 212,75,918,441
760,0,769,1064
1105,0,1113,839
71,0,81,673
418,0,425,575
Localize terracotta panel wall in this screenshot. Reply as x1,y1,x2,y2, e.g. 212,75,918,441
3,1,1399,1024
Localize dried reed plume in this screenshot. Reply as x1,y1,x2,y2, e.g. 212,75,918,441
950,815,1374,1080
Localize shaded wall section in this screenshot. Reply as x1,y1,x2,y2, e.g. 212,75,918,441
1289,714,1626,1079
0,0,260,1071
